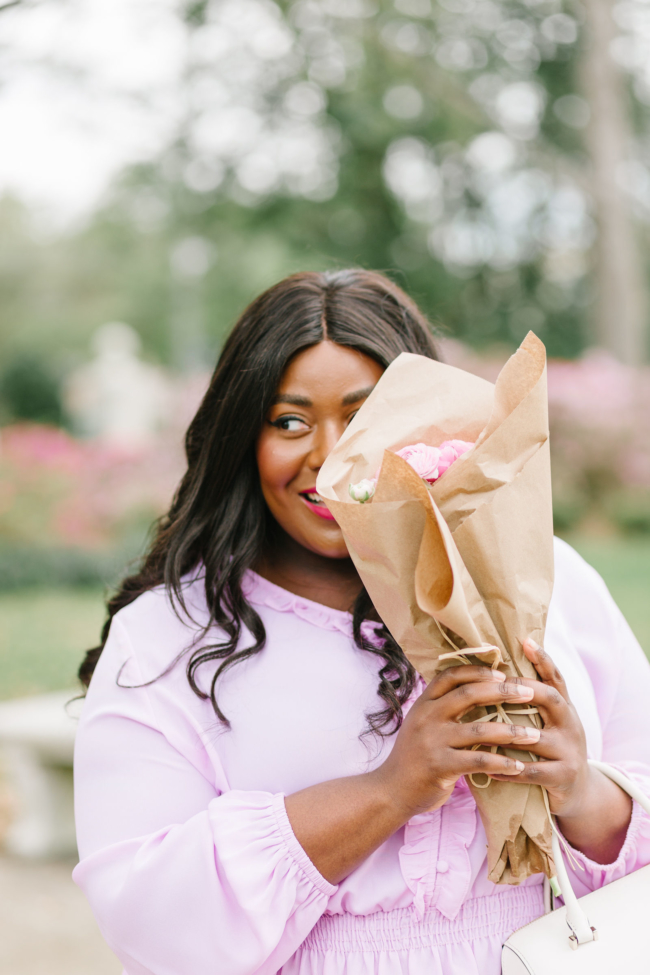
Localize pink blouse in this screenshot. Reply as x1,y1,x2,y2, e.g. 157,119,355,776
73,538,650,975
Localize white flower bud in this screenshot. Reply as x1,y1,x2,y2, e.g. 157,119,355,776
348,478,376,503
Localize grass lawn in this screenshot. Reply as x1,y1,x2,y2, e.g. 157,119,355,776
0,588,106,701
565,534,650,658
0,534,649,701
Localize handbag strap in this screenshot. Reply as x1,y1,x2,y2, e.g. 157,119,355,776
551,759,650,947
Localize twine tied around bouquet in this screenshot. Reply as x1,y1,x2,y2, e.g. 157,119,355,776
435,630,541,791
435,633,582,886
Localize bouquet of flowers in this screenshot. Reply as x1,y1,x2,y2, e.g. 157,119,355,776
317,332,555,885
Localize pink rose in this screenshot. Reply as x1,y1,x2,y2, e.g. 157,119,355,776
444,439,474,456
437,439,474,476
395,443,441,482
350,439,475,502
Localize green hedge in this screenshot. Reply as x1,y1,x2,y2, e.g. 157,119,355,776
0,546,140,591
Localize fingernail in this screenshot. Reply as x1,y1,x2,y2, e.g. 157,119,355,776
515,728,540,742
527,639,541,652
490,672,507,681
515,760,525,772
513,685,534,698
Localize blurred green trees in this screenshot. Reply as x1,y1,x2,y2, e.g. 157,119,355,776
0,355,63,425
0,0,648,382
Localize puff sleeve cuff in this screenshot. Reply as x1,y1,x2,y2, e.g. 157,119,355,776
559,761,650,899
74,789,337,975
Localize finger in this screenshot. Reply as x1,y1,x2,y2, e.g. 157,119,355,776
455,749,526,778
523,639,570,702
425,665,506,701
442,678,534,720
450,720,541,750
515,679,568,725
506,729,564,762
489,758,568,787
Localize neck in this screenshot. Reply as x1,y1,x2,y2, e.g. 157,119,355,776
254,527,363,613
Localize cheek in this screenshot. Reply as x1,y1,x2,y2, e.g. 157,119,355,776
256,435,303,495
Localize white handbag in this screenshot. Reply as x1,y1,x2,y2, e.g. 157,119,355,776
502,759,650,974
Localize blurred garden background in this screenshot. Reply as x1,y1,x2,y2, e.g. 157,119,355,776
1,2,650,969
1,0,650,706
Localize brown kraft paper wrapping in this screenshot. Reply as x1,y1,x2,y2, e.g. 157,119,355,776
316,332,555,885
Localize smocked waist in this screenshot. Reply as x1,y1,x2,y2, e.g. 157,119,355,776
302,886,544,952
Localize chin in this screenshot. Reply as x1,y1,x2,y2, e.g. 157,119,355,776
267,500,352,560
321,543,352,560
296,520,351,560
305,533,350,560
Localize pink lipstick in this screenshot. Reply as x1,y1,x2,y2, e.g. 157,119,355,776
299,488,336,521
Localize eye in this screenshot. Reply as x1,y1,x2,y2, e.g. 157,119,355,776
271,414,309,433
347,410,360,425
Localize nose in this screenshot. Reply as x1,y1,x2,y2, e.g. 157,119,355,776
307,419,344,472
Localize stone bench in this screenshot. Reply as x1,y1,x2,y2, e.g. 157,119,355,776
0,691,80,858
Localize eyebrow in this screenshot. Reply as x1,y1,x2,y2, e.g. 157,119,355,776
271,394,312,407
271,385,376,408
341,385,376,405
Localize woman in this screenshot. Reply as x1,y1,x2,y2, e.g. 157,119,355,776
74,269,650,975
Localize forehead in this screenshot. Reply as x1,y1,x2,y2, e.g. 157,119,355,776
277,341,384,397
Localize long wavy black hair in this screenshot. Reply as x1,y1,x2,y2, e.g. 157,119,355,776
79,269,439,735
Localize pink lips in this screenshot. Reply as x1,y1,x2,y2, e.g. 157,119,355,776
300,488,336,521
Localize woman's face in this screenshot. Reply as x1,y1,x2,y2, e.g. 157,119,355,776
257,341,384,559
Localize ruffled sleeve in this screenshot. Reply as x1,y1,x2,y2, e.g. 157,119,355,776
552,541,650,897
561,762,650,898
73,613,337,975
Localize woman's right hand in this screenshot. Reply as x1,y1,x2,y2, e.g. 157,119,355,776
285,665,540,884
373,666,539,819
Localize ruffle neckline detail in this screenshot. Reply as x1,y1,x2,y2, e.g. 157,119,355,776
242,570,383,643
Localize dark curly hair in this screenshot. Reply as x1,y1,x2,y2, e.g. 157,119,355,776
79,268,439,735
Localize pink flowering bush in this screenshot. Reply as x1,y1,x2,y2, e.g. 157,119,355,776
0,423,186,550
0,371,209,561
547,352,650,530
438,338,650,532
3,347,650,557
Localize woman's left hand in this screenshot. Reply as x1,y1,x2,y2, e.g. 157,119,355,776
488,638,589,817
489,638,633,862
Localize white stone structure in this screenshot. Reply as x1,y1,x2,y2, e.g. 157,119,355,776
65,322,172,448
0,691,79,858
